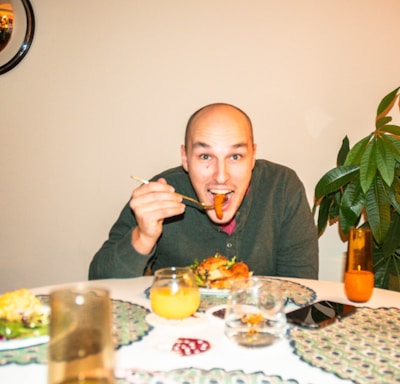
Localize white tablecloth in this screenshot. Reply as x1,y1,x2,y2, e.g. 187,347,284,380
1,276,399,384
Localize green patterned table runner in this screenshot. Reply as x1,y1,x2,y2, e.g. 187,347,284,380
116,367,301,384
199,278,316,312
289,307,400,384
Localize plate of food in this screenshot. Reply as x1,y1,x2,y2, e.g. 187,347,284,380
189,252,251,296
0,288,50,350
198,287,230,296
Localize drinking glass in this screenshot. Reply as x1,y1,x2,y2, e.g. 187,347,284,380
224,277,287,347
48,286,115,384
150,267,200,319
344,227,374,302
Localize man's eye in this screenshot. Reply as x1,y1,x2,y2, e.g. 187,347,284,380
232,154,242,160
200,154,210,160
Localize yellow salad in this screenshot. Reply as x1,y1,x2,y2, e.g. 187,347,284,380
0,288,49,340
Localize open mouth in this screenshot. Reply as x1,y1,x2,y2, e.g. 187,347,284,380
208,189,233,205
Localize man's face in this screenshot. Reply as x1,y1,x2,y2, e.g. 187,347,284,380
181,105,257,224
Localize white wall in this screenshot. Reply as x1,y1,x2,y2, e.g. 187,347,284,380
1,0,399,291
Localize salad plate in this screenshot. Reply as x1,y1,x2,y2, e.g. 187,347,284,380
199,287,229,297
0,334,49,351
0,302,50,351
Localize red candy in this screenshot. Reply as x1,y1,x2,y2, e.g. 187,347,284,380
172,338,211,356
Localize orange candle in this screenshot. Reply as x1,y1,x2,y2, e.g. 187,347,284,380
344,270,374,302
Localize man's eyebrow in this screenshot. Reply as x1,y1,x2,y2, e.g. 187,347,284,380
192,141,210,149
231,142,249,149
191,141,249,149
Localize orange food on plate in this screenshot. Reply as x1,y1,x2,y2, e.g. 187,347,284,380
214,193,226,219
191,252,250,289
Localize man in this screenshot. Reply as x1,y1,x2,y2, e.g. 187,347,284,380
89,103,318,279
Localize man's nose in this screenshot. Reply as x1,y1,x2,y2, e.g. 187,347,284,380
215,160,229,184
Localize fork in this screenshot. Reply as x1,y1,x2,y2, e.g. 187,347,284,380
131,176,217,210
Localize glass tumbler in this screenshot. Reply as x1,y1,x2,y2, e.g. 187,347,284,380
344,227,374,302
224,277,287,347
150,267,200,319
48,286,115,384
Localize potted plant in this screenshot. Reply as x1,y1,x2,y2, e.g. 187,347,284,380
313,86,400,291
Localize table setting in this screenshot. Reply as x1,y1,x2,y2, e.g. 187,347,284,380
0,270,399,384
0,296,153,366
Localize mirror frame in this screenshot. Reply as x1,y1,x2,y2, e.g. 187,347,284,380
0,0,35,75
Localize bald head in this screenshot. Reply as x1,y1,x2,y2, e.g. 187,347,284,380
184,103,254,147
181,102,257,223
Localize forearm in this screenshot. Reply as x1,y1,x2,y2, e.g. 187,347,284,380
131,227,158,255
89,231,153,279
88,202,153,279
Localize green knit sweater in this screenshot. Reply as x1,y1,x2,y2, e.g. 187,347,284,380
89,160,318,279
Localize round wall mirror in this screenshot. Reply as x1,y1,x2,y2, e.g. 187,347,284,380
0,0,35,75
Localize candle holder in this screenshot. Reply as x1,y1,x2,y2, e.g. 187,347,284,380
344,227,374,302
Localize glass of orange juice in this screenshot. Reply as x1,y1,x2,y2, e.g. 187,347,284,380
344,227,374,302
150,267,200,319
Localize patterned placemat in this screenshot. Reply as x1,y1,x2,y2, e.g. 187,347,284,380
199,278,316,312
289,307,400,384
116,367,300,384
0,299,152,366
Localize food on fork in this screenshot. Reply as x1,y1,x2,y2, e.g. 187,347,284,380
214,193,226,219
0,288,49,340
190,252,250,289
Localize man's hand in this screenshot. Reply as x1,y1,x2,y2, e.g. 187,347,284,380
130,178,185,254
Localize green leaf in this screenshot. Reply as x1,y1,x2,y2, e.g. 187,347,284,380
381,135,400,163
360,139,377,193
365,176,391,245
379,124,400,136
376,87,400,118
386,135,400,151
337,136,350,166
193,274,206,287
344,134,372,166
314,166,359,200
373,243,387,288
373,257,390,289
329,190,342,219
315,196,332,235
339,186,363,235
226,256,237,269
188,258,199,269
376,138,395,186
0,319,48,340
381,213,400,256
339,180,365,234
389,258,400,290
373,241,400,290
388,176,400,213
376,116,392,129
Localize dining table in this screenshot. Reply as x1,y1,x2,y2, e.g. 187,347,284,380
0,276,399,384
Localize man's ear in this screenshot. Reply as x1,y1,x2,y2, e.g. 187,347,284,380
181,145,189,171
252,143,257,168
